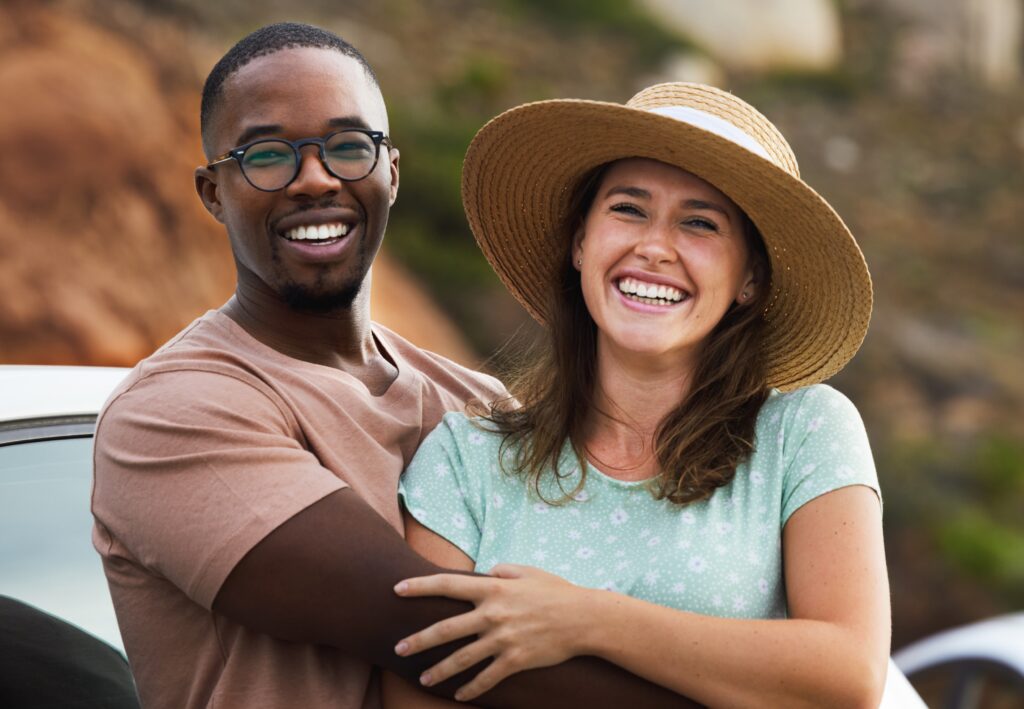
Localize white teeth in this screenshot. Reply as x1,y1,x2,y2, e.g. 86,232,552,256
616,277,686,304
284,223,351,241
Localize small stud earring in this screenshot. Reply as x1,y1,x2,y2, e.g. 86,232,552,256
741,291,750,301
577,257,582,267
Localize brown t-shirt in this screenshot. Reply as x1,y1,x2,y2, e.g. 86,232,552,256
91,310,506,709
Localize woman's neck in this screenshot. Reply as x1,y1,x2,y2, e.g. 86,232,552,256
582,340,697,481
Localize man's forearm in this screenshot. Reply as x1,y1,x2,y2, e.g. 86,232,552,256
214,489,698,707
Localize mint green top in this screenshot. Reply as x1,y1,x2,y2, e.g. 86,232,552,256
398,384,879,619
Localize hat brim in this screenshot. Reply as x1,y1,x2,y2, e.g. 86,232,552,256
461,99,872,391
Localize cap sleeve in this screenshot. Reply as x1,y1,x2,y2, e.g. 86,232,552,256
399,412,493,561
780,385,881,525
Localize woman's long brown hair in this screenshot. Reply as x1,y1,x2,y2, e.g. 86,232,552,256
484,163,772,505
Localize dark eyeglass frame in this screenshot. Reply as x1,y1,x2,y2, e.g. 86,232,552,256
206,128,393,192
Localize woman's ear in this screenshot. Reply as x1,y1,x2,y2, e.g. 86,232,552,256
571,226,585,271
736,270,759,306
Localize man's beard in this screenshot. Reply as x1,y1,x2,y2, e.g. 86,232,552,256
273,240,370,314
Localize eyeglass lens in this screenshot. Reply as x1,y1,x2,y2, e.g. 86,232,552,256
239,130,380,190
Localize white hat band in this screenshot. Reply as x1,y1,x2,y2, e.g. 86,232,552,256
648,105,772,161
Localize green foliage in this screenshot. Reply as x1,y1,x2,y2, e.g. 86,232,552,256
939,508,1024,604
497,0,694,66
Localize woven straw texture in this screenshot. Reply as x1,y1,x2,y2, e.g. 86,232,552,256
461,83,872,391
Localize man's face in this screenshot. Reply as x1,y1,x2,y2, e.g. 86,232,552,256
196,47,399,313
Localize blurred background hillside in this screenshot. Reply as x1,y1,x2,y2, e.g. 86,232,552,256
1,0,1021,658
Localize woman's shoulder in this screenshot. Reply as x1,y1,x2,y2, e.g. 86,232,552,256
759,383,859,425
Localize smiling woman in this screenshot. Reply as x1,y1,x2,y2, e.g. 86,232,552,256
383,82,892,708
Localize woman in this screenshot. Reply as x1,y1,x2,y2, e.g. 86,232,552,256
383,83,888,707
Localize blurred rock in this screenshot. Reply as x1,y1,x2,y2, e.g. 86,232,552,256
643,52,725,88
0,3,477,367
639,0,842,71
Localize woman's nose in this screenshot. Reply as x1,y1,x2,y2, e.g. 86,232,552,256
633,225,676,264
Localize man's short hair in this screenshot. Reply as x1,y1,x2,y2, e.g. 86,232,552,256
200,22,379,156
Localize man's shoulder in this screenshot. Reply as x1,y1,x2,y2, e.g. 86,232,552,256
373,323,508,401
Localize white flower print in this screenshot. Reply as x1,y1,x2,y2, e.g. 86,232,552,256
433,463,449,478
467,431,486,445
688,556,708,573
558,563,571,573
680,511,696,525
800,463,817,477
836,464,855,480
408,507,427,520
672,582,686,594
749,470,765,486
610,508,629,525
568,530,582,541
715,521,733,535
712,594,723,608
643,571,660,585
646,536,662,547
639,528,651,538
615,560,630,571
538,535,548,544
408,487,424,500
573,490,590,502
605,535,618,544
807,416,824,433
757,578,770,594
533,502,550,514
589,521,600,530
576,546,595,560
770,410,782,425
451,512,467,530
491,493,505,509
533,549,548,562
732,597,748,613
595,568,606,577
677,538,692,551
598,580,619,592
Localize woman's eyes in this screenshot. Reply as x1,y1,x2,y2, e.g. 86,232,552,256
610,202,644,216
609,204,720,232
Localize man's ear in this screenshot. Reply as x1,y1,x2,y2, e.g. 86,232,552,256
195,166,225,224
388,147,400,206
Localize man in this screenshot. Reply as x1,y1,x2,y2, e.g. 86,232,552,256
93,23,690,708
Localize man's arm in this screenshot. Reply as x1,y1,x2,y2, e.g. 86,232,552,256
214,488,700,708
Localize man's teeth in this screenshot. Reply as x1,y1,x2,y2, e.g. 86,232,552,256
284,223,351,241
617,277,687,305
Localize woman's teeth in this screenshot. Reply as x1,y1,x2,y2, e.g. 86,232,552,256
284,223,350,241
617,277,687,306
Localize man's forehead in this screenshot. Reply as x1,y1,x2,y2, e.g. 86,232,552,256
216,47,386,139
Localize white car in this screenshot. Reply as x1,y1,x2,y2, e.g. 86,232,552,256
895,612,1024,707
0,365,129,652
0,365,931,706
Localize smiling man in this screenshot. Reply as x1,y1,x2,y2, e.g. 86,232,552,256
91,22,691,709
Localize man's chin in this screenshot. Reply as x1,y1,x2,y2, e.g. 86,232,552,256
279,282,363,314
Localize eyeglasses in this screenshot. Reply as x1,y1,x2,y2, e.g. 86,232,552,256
207,129,392,191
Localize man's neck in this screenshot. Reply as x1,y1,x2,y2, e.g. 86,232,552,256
222,287,398,390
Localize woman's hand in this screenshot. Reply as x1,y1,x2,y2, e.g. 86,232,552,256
393,564,596,701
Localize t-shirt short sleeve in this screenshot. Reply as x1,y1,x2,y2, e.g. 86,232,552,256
92,368,346,609
398,413,491,560
780,385,880,525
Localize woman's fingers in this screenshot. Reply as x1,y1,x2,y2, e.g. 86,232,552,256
453,655,519,701
395,573,492,601
395,611,483,656
418,639,494,688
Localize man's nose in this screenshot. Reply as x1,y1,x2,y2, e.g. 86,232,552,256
285,145,341,199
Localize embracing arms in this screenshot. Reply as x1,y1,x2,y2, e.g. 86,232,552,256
394,486,890,708
213,487,699,708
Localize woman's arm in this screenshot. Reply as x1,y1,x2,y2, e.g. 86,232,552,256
396,485,890,708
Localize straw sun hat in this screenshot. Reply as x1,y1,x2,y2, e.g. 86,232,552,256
461,82,872,392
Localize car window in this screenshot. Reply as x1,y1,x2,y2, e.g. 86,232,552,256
0,436,124,652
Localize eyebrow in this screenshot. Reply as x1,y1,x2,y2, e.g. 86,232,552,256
232,116,375,147
682,198,732,222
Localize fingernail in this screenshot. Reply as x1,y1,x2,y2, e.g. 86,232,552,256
394,641,408,656
394,581,408,594
420,672,432,686
454,690,466,702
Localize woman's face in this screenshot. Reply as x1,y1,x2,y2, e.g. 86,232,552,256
574,158,756,370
